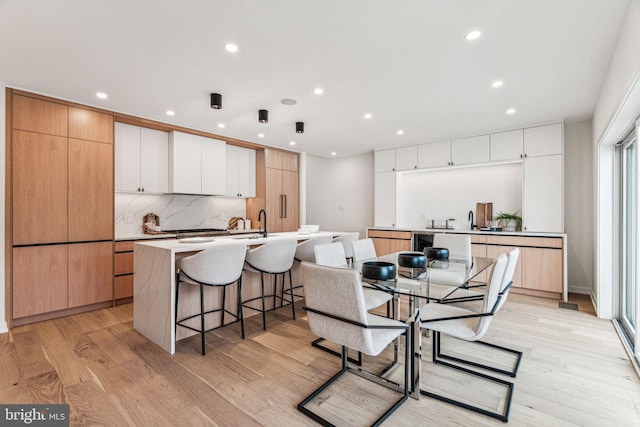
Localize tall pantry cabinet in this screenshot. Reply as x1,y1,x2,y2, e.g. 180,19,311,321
8,91,114,324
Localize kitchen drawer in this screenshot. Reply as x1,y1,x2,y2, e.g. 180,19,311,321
368,230,412,240
114,275,133,299
115,241,134,252
470,234,486,244
486,235,563,249
114,252,133,275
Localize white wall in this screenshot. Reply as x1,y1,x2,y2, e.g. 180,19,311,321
564,120,594,295
593,0,640,318
0,84,6,333
396,163,522,230
305,152,373,238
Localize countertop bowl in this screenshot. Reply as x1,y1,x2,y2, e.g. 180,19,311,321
424,247,449,260
362,261,397,281
397,252,427,268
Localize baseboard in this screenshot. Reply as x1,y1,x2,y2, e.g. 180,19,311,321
568,285,592,295
0,320,8,334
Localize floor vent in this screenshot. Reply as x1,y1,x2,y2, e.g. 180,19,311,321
559,302,579,311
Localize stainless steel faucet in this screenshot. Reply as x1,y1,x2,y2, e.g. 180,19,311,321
258,209,267,237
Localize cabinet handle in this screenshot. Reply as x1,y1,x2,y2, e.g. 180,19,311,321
520,154,523,159
280,195,284,218
284,195,287,218
141,188,144,192
392,167,395,171
524,154,528,158
414,165,417,169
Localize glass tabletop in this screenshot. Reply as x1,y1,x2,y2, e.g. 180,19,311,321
354,251,495,301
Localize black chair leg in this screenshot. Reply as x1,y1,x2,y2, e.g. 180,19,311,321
174,280,180,339
289,270,296,320
260,272,267,330
237,277,245,339
222,285,226,325
200,283,206,356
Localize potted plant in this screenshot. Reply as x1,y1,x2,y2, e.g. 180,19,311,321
495,211,522,231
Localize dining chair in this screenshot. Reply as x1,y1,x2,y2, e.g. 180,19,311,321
427,233,472,286
175,244,247,355
298,262,410,426
332,232,359,265
242,239,297,330
436,248,523,377
351,238,378,262
419,253,515,422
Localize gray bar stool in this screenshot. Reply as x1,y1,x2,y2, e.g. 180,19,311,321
332,232,359,266
175,244,247,355
242,239,298,330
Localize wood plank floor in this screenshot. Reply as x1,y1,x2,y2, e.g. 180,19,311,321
0,293,638,426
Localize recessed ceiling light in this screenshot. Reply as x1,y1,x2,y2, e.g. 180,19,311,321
492,80,504,88
96,92,107,99
313,88,324,95
506,108,516,115
290,141,296,146
166,110,175,116
397,130,404,135
281,98,297,105
364,113,372,119
258,133,265,138
465,30,481,41
225,43,238,53
218,123,226,128
331,152,337,156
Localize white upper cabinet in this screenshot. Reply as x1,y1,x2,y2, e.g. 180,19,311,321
225,145,256,197
418,140,451,168
524,123,562,157
375,149,395,172
490,129,523,162
115,123,168,193
523,154,563,232
451,135,490,166
201,136,226,195
170,132,226,195
395,146,418,170
374,171,396,227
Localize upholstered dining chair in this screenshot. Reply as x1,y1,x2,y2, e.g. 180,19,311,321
332,232,359,265
427,233,472,286
419,253,515,422
298,262,410,426
351,238,377,262
175,244,247,355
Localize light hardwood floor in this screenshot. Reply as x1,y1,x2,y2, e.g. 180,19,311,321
0,293,638,426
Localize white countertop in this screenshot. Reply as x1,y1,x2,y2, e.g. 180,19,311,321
368,226,566,238
135,231,345,253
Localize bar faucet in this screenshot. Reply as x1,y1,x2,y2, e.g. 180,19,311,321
258,209,267,238
468,210,475,229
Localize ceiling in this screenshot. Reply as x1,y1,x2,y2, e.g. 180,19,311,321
0,0,630,158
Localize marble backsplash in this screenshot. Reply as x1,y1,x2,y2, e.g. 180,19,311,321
115,193,246,236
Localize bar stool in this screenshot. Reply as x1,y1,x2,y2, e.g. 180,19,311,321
242,239,297,330
175,244,247,355
284,235,333,315
332,232,359,266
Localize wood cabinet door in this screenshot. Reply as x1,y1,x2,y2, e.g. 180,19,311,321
68,139,114,241
12,95,68,136
371,238,390,256
13,245,68,319
265,168,283,232
69,107,113,144
281,169,299,232
68,242,113,308
282,151,298,172
12,130,68,245
521,247,563,293
487,244,522,287
471,243,488,283
264,148,283,169
388,238,411,253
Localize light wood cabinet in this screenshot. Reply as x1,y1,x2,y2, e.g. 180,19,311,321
12,94,68,136
225,145,256,197
490,129,523,162
486,244,522,287
115,123,169,193
451,135,490,166
12,130,68,245
265,149,298,171
520,247,563,293
265,168,299,232
12,245,68,319
367,230,412,256
68,138,114,241
69,107,113,144
68,242,113,308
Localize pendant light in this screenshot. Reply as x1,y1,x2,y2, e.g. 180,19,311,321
210,93,222,109
259,109,268,123
296,122,304,134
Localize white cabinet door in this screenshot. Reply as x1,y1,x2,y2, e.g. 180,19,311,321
140,128,168,193
201,137,226,195
115,123,141,192
451,135,490,166
169,131,202,194
395,146,418,171
225,145,256,197
523,155,563,232
418,140,450,168
491,129,523,162
374,172,396,227
375,149,395,172
524,123,562,157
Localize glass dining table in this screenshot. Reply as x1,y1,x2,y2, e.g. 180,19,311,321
354,251,496,398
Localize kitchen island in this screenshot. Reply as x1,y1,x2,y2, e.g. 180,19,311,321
134,231,343,353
